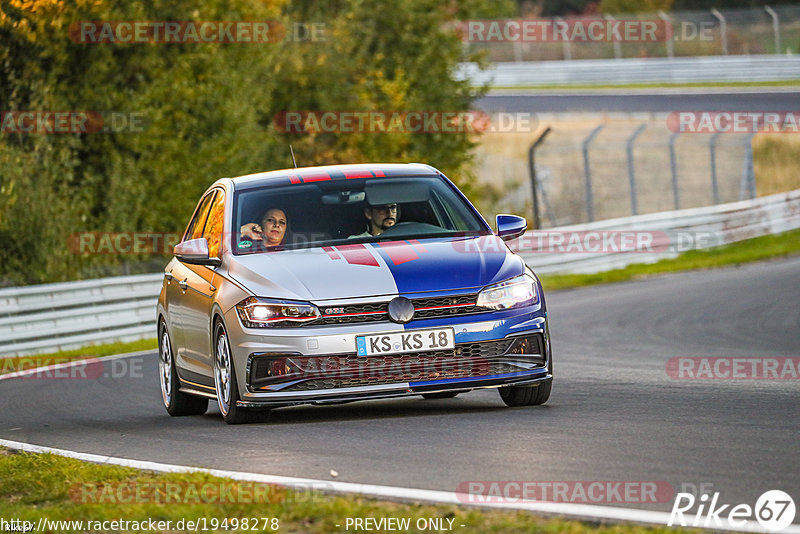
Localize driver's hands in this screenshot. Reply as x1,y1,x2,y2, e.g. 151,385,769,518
240,223,263,241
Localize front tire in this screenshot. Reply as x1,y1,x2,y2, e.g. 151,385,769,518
159,320,208,416
213,321,249,424
499,379,551,406
499,354,553,407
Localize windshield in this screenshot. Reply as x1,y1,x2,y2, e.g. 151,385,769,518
231,175,490,254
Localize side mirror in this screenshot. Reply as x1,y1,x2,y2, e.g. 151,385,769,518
174,238,221,266
496,214,527,241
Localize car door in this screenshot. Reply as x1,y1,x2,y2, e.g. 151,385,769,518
169,191,216,375
181,187,226,378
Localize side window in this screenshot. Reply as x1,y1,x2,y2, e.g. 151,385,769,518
183,192,216,242
203,189,225,258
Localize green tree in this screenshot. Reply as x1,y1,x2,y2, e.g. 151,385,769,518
1,0,286,284
1,0,509,285
271,0,514,189
599,0,674,14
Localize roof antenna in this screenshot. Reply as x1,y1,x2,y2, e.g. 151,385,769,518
289,144,298,168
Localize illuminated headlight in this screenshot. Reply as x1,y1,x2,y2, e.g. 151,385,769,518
476,274,539,310
235,297,321,328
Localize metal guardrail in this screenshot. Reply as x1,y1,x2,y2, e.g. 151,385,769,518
458,55,800,86
517,188,800,274
0,274,161,357
1,188,798,357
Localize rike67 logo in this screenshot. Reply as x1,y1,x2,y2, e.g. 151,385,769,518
669,490,796,531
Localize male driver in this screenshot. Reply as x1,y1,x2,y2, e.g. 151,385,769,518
349,203,398,238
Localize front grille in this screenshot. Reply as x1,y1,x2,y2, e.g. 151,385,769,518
249,335,545,392
412,294,481,319
319,302,388,324
319,293,483,325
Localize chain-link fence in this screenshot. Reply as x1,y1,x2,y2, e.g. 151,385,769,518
474,118,764,228
467,6,800,62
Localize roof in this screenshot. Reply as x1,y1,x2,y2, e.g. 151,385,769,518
230,163,440,190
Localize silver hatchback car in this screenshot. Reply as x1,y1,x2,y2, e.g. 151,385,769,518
157,163,552,423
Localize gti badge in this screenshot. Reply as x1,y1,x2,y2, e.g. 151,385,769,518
387,296,414,324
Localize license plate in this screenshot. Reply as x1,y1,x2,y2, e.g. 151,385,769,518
356,328,455,356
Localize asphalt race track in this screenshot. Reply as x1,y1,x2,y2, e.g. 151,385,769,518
476,89,800,113
2,256,798,518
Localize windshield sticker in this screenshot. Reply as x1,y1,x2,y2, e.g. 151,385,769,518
286,168,388,185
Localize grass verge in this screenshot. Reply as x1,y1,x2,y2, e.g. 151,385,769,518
0,338,156,375
754,135,800,197
0,447,694,534
539,229,800,291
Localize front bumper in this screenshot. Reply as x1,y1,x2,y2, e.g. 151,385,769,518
224,305,550,407
236,373,553,408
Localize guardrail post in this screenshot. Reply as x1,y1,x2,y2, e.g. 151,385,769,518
709,132,722,204
669,132,681,210
711,9,728,55
626,124,647,215
740,133,757,199
528,126,552,229
556,17,572,60
513,40,523,62
765,6,781,54
606,14,622,59
539,176,558,227
658,11,674,58
583,124,605,222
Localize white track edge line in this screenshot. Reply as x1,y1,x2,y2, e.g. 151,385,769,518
1,438,797,533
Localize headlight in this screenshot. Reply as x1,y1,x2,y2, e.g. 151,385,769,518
476,274,539,310
235,297,321,328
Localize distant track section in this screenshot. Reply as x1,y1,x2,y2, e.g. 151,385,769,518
459,55,800,88
476,89,800,113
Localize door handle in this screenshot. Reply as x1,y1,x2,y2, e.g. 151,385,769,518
178,279,188,291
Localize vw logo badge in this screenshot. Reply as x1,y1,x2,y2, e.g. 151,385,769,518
387,296,414,324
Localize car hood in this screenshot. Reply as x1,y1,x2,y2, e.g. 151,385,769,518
226,235,524,301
